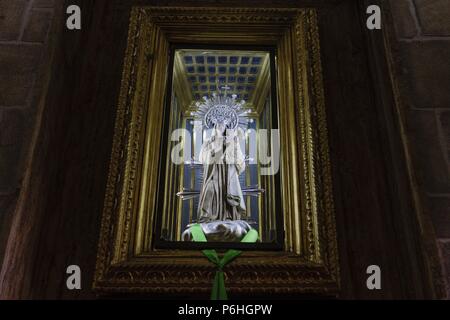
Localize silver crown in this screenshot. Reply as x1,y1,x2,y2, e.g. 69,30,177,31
191,91,253,130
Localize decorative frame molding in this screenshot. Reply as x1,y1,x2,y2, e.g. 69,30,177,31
94,6,339,296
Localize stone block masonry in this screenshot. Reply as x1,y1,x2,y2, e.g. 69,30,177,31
390,0,450,298
0,0,55,264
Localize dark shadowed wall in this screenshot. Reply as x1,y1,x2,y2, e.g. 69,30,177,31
0,0,56,268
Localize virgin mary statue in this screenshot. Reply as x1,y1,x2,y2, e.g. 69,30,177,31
180,93,255,242
197,122,246,223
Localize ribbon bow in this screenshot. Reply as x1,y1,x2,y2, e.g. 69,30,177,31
190,224,258,300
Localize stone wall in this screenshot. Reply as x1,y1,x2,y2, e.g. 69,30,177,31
0,0,55,263
390,0,450,297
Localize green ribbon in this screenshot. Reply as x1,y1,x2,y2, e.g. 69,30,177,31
190,224,258,300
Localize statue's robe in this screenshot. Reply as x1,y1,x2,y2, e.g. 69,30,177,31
197,128,246,222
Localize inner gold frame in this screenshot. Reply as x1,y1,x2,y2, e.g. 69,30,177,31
164,48,276,243
94,6,339,296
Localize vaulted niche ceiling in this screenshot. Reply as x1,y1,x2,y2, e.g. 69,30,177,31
173,49,271,115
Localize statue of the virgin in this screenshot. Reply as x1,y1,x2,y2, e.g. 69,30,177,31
180,93,257,242
197,122,246,223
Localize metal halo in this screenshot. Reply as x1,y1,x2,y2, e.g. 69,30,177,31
204,104,239,130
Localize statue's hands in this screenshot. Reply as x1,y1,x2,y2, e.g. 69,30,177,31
209,149,225,163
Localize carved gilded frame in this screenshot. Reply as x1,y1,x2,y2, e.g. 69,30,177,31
94,6,339,296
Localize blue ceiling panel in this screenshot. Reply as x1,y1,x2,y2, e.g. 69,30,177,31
230,56,239,64
252,57,261,65
239,67,247,74
195,56,205,64
241,57,250,64
218,56,228,64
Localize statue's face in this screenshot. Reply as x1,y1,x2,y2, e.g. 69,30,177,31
216,123,226,134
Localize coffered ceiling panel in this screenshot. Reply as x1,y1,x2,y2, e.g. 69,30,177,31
173,49,270,112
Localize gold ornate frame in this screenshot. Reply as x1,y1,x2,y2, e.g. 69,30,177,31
94,6,339,296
